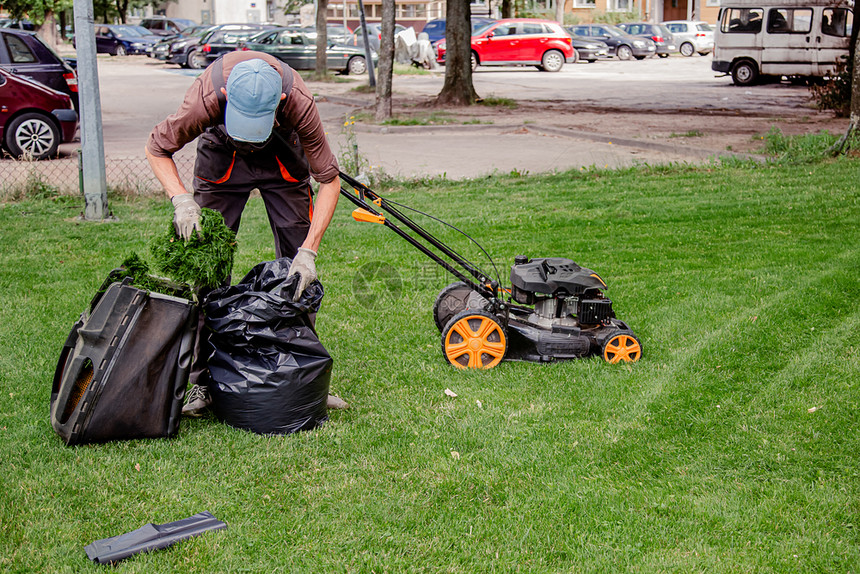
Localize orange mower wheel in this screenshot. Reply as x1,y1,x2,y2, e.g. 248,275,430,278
441,310,507,369
602,332,642,364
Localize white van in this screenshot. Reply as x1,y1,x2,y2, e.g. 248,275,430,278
712,0,853,85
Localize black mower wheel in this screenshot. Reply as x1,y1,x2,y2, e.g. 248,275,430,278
441,310,507,370
602,332,642,364
432,282,488,332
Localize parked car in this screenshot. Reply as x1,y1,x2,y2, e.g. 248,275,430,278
241,28,376,75
83,24,161,56
568,33,609,63
139,16,198,37
420,17,496,44
617,22,677,57
436,18,575,72
0,28,78,108
279,25,354,46
0,18,36,31
567,24,656,60
197,24,275,66
0,68,77,159
343,23,407,52
662,20,715,56
151,25,213,64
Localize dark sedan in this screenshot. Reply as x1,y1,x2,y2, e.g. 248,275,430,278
85,24,160,56
241,29,376,75
198,24,275,66
617,22,677,57
152,25,214,67
567,24,656,60
569,33,609,63
0,68,77,159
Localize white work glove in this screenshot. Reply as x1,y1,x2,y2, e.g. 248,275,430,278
288,247,318,301
171,193,202,241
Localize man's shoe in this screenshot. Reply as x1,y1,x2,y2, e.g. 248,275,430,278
326,395,349,410
182,384,212,417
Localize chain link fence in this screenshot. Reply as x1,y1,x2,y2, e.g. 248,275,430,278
0,153,196,199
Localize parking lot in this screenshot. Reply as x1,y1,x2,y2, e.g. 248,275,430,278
59,53,848,178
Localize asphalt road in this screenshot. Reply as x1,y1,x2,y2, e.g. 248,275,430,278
70,54,825,178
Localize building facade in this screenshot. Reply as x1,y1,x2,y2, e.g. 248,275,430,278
148,0,721,30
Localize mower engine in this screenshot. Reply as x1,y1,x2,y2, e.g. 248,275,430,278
433,256,641,368
509,256,615,328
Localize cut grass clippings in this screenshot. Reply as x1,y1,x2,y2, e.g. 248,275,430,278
0,159,858,572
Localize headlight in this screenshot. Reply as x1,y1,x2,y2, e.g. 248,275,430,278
633,40,645,48
172,40,188,49
131,42,143,48
586,43,598,49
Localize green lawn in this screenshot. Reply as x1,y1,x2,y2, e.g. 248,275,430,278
1,159,858,572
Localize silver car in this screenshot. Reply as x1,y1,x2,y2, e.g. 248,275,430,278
663,20,715,57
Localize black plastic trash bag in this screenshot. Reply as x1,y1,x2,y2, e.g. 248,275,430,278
203,258,332,435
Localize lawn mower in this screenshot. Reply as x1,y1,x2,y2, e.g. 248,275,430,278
338,171,642,369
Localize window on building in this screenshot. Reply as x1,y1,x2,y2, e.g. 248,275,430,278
608,0,632,12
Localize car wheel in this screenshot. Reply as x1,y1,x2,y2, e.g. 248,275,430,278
680,42,695,57
634,55,647,60
570,48,580,64
616,44,633,60
470,52,478,71
731,60,758,86
347,56,367,75
115,45,127,57
187,49,207,70
5,112,60,160
587,59,597,63
657,53,669,58
540,50,564,72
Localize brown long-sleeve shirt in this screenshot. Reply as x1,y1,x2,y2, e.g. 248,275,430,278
147,51,339,184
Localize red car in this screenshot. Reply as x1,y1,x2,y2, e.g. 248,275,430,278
436,18,575,72
0,68,77,160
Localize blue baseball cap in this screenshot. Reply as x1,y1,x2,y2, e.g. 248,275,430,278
224,59,282,142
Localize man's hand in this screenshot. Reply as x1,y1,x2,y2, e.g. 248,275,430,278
171,193,202,241
288,247,317,301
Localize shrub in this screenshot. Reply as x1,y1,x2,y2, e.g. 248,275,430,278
810,55,852,117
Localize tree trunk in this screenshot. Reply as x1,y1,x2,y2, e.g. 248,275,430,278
375,0,395,121
555,0,565,25
38,11,63,49
115,0,128,24
314,0,329,80
501,0,513,18
59,10,67,41
830,4,860,154
435,0,478,106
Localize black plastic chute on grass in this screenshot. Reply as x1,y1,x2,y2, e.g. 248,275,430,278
203,258,332,435
84,511,226,564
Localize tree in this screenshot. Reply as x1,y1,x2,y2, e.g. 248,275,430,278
375,0,395,120
501,0,514,18
435,0,478,105
830,3,860,154
314,0,329,80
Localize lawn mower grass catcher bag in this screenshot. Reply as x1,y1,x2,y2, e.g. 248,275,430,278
203,258,332,435
51,270,197,446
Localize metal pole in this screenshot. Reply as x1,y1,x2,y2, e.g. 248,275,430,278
73,0,108,220
356,0,375,87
